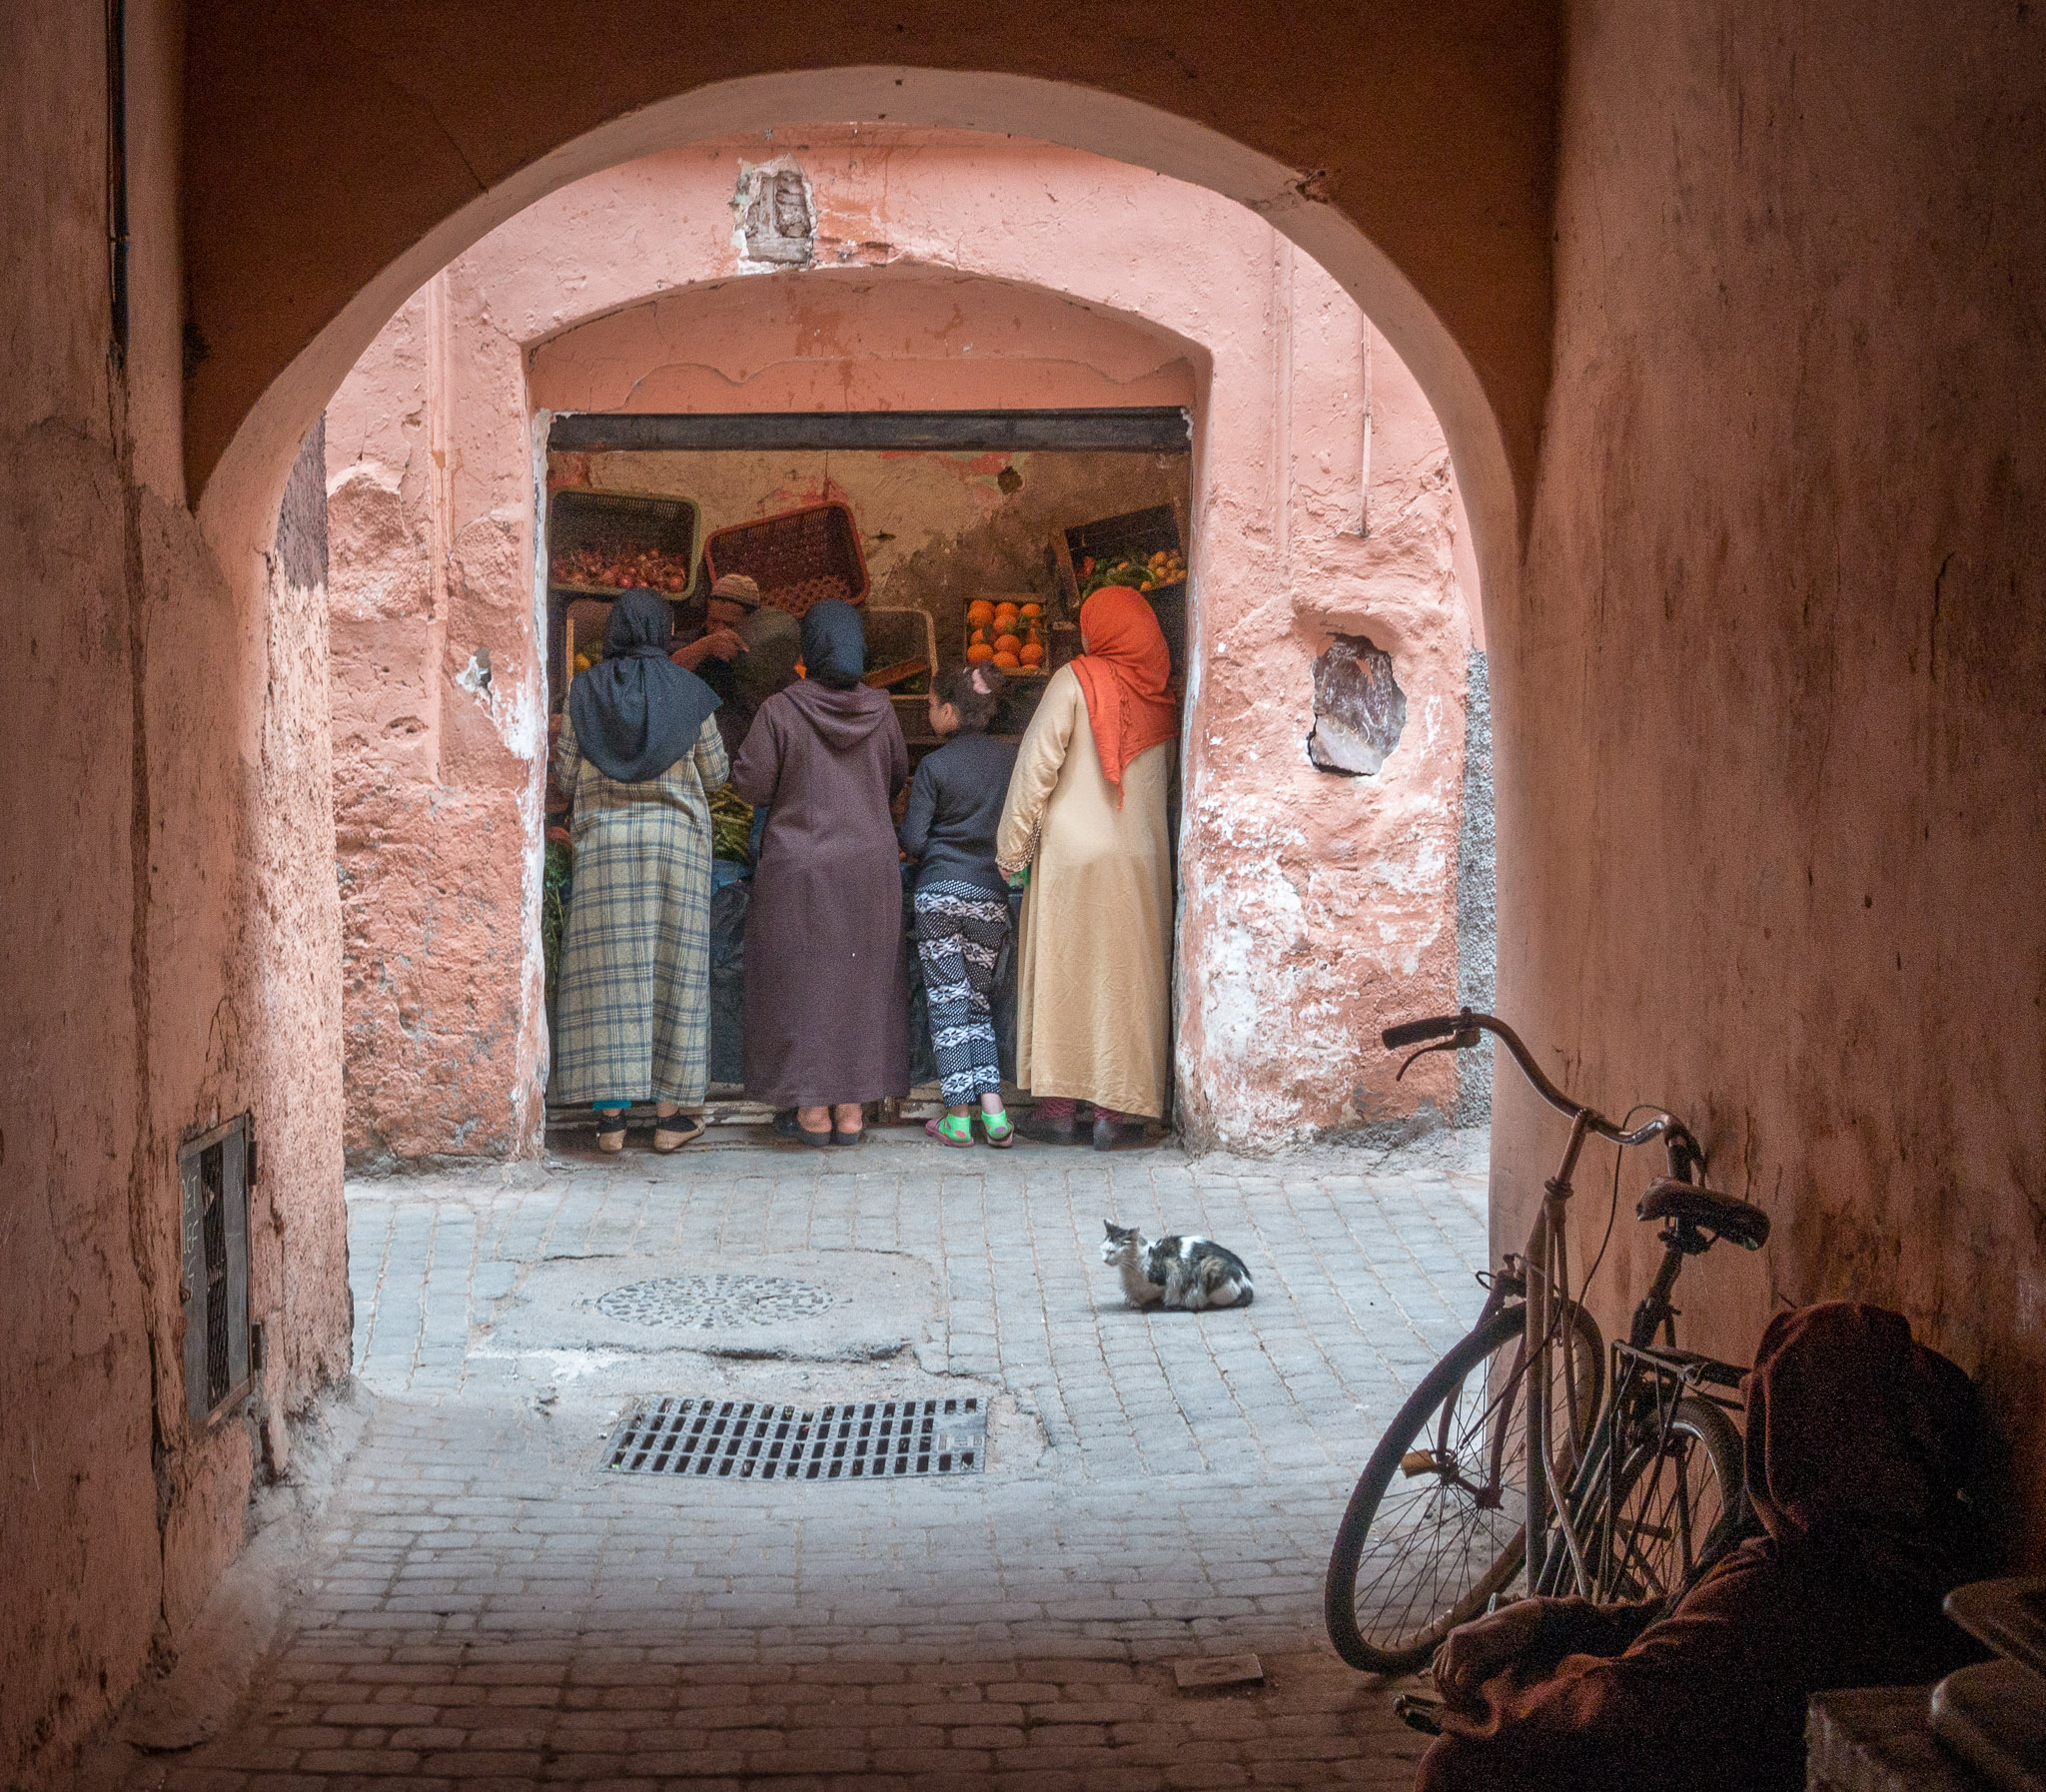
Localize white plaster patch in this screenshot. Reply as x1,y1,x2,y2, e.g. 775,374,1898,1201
454,649,494,707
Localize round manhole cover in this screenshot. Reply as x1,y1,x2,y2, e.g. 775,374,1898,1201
594,1274,836,1330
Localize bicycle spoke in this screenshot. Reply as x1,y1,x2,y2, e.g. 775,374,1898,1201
1345,1358,1533,1647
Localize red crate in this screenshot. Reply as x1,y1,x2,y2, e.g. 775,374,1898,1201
701,501,869,618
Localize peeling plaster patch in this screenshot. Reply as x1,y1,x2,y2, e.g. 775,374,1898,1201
732,158,816,269
455,647,494,704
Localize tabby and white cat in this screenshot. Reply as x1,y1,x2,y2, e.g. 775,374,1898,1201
1100,1221,1255,1312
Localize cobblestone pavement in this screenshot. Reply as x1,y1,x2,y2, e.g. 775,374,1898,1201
126,1126,1490,1790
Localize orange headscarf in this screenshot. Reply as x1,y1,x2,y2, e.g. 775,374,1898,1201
1070,586,1177,801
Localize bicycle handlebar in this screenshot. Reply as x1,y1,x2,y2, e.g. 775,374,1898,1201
1382,1014,1468,1050
1381,1008,1682,1150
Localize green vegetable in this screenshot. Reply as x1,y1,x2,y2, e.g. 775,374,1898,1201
709,788,755,864
541,838,573,1003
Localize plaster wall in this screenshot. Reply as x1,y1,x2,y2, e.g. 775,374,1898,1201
1,2,351,1781
1496,1,2046,1556
327,133,1481,1159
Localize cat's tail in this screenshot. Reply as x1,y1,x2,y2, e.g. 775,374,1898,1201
1199,1258,1254,1308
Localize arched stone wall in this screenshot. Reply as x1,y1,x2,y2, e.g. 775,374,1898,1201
194,64,1536,657
327,132,1482,1159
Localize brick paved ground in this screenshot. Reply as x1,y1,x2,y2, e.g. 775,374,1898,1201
120,1126,1490,1790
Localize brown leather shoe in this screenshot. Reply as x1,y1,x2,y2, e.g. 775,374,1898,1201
1092,1116,1152,1152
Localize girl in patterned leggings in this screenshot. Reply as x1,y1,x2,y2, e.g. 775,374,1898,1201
898,663,1019,1147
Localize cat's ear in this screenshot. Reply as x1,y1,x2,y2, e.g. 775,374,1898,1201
1104,1220,1117,1238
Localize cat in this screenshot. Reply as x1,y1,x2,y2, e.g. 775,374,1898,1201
1100,1221,1255,1312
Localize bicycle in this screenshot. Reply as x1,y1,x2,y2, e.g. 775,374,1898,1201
1324,1008,1771,1674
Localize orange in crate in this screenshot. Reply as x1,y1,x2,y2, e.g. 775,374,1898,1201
994,632,1022,655
1019,641,1045,666
966,599,995,626
967,641,995,663
993,650,1020,669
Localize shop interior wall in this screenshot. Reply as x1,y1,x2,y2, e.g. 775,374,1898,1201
1495,0,2046,1559
2,2,352,1781
329,134,1480,1160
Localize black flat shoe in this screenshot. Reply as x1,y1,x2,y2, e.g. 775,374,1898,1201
829,1126,863,1147
1092,1116,1153,1152
1013,1114,1082,1146
772,1111,832,1149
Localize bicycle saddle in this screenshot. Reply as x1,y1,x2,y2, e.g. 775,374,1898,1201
1637,1178,1772,1251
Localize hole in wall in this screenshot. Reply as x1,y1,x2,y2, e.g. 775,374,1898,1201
1307,634,1406,775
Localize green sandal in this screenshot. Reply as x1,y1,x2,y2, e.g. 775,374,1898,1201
980,1107,1015,1149
926,1115,976,1149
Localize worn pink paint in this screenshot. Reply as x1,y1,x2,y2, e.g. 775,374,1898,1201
329,130,1481,1158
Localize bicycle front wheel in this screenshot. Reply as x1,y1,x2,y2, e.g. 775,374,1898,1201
1325,1301,1601,1673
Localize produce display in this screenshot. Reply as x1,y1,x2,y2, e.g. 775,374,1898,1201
553,544,696,593
1078,547,1186,597
863,657,931,692
541,837,572,1004
708,788,755,864
964,598,1047,674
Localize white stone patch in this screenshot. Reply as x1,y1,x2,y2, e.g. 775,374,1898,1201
455,649,494,705
596,1274,837,1331
732,158,816,271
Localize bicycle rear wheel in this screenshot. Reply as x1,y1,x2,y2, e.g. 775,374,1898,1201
1595,1393,1742,1602
1325,1300,1601,1673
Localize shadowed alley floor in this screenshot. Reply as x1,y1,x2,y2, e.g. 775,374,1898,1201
102,1127,1487,1790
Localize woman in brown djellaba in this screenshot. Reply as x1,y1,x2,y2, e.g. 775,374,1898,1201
731,599,912,1144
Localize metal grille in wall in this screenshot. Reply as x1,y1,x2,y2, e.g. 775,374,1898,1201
603,1396,985,1480
180,1115,253,1425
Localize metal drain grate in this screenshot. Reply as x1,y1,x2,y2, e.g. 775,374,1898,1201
603,1396,985,1480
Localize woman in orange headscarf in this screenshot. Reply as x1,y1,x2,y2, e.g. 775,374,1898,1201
995,587,1178,1148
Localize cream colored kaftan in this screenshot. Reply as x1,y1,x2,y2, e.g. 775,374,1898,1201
994,663,1173,1119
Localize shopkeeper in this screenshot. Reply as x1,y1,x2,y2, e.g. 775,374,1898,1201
670,571,760,704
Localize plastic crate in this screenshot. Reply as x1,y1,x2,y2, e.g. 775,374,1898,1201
702,501,869,618
547,488,702,603
863,607,940,739
1048,501,1188,689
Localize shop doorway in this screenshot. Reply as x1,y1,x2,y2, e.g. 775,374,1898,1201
537,407,1195,1138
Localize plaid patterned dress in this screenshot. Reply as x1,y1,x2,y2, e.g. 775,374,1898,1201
549,713,729,1106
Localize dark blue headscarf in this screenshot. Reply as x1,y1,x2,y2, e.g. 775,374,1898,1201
567,588,720,783
800,598,866,690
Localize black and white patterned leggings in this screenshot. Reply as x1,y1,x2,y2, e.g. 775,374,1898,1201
912,881,1009,1105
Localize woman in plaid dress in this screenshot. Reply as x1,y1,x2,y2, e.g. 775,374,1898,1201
549,589,728,1152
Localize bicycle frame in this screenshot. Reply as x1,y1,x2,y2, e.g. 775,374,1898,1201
1386,1010,1703,1593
